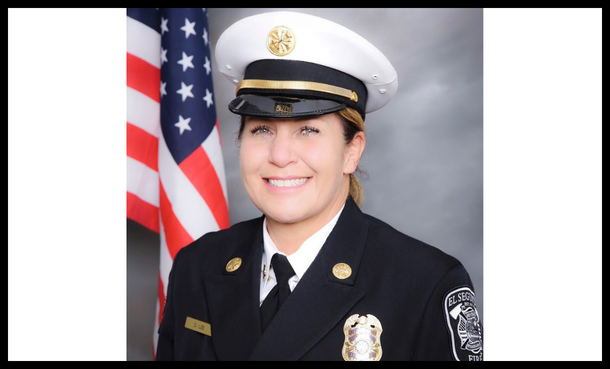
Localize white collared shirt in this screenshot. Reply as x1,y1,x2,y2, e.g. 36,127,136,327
259,205,345,306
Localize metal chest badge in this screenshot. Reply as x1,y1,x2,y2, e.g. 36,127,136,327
342,314,383,361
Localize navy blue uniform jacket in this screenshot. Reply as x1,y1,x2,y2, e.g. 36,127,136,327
156,197,483,361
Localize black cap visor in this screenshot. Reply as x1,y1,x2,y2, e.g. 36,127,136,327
228,94,346,118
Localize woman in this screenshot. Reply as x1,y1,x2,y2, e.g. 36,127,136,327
156,11,482,361
238,108,365,255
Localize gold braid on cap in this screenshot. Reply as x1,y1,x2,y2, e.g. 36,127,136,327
236,79,358,102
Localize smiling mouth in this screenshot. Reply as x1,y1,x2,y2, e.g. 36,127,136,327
266,178,310,188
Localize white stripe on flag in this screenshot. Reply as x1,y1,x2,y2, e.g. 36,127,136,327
158,221,173,298
158,132,221,239
126,15,161,68
127,87,160,137
155,220,173,352
201,125,229,202
152,299,161,356
127,156,160,207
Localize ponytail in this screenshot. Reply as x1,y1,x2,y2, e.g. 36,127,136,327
338,108,367,207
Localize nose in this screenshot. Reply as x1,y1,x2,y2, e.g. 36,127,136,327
268,130,298,167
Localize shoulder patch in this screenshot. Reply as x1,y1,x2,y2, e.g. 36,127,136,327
443,286,483,361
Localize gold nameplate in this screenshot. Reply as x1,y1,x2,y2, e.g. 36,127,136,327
342,314,383,361
185,317,211,336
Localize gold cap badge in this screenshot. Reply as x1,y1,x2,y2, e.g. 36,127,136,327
332,263,352,279
226,257,242,272
267,25,295,56
342,314,383,361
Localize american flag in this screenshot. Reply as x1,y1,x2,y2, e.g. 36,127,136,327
126,8,230,358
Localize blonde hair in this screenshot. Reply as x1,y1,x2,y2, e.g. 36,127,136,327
337,108,366,207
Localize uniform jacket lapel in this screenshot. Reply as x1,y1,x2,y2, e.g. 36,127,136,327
207,216,265,361
249,197,369,360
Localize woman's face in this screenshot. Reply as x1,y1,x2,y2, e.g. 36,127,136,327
239,113,362,226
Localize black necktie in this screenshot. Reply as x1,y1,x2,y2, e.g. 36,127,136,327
260,253,295,332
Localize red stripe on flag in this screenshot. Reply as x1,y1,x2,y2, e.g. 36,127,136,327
215,121,222,145
179,144,230,230
159,182,194,258
127,192,160,233
127,52,160,103
154,272,166,361
127,122,159,171
157,272,165,325
156,272,165,360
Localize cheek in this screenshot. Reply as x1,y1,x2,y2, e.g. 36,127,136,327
239,141,266,175
300,140,346,174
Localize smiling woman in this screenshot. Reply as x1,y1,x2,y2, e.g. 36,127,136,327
238,112,364,254
238,107,367,205
155,10,483,361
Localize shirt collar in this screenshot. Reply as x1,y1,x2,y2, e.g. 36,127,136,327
262,204,345,281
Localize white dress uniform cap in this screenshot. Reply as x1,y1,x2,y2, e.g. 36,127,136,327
215,11,398,119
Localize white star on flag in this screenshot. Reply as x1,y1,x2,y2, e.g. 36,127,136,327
161,48,168,65
180,18,196,38
174,115,192,134
203,88,213,108
202,27,209,45
176,82,194,101
160,81,167,97
160,17,169,35
203,56,211,75
177,52,194,72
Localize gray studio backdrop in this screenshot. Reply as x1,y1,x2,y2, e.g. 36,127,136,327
127,8,483,361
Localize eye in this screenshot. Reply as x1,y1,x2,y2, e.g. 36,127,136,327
300,126,320,136
250,125,272,136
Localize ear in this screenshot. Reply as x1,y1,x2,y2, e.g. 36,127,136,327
343,131,366,174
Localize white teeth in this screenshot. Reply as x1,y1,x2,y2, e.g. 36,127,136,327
267,178,308,187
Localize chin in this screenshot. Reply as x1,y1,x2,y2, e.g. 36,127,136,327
262,206,309,224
